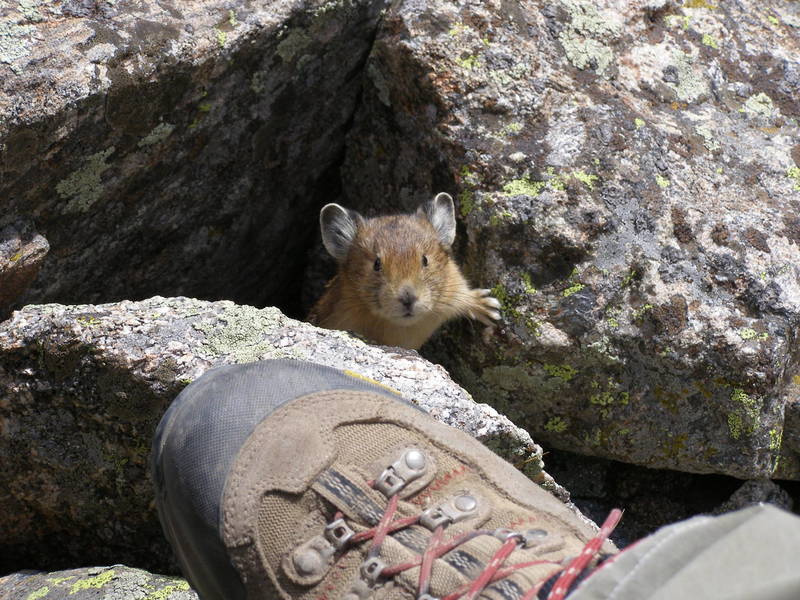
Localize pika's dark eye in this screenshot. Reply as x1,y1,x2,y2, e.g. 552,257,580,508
373,257,382,272
422,255,429,267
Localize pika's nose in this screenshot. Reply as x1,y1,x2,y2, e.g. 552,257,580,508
399,289,417,311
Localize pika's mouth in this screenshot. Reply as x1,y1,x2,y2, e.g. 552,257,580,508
391,307,421,324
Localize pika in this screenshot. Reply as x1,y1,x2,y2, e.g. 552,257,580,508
308,193,500,350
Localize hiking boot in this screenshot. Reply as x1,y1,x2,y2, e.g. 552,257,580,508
151,359,618,600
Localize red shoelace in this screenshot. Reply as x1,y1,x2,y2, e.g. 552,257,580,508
336,483,623,600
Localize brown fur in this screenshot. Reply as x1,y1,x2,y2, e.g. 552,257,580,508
309,205,499,350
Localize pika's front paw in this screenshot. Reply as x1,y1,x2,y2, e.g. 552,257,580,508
468,288,502,326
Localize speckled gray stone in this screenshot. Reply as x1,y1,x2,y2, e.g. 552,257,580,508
0,297,563,573
1,0,384,310
339,0,800,480
0,220,49,319
0,565,196,600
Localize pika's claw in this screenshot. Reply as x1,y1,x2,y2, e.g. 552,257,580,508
468,288,502,326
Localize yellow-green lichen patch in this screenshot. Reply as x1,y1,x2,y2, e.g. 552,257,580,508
448,21,469,37
489,209,513,227
215,28,227,47
543,363,577,383
0,22,35,68
456,55,479,70
520,272,537,295
562,283,585,297
524,318,543,337
670,51,710,103
607,317,619,328
727,388,762,440
69,570,115,594
228,9,238,27
634,117,645,129
544,167,566,191
766,13,780,26
631,303,653,323
544,417,568,433
143,580,191,600
727,412,744,440
769,428,782,452
684,0,717,8
696,124,720,152
488,282,530,326
655,174,670,188
665,13,692,30
502,177,546,197
196,304,287,363
490,283,509,308
458,189,475,217
738,327,768,341
561,35,614,76
573,170,598,190
501,122,523,136
558,0,620,77
589,385,629,411
788,166,800,191
621,269,638,287
460,165,478,185
76,315,100,326
741,92,774,118
26,586,49,600
56,147,115,214
701,33,719,49
138,122,175,148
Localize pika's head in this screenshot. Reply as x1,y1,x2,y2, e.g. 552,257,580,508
320,193,458,326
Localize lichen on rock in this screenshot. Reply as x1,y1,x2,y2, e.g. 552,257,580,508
0,297,557,572
55,148,115,214
340,0,800,481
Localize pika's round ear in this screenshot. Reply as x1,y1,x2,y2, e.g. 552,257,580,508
417,192,456,247
320,203,362,262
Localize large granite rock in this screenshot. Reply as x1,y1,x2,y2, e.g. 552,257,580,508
0,220,49,320
0,566,196,600
3,0,799,569
0,0,383,312
340,0,800,479
0,297,556,574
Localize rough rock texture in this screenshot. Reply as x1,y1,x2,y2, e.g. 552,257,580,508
340,0,800,479
0,297,556,573
544,447,797,549
0,566,196,600
713,478,793,515
0,0,383,313
0,220,49,320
